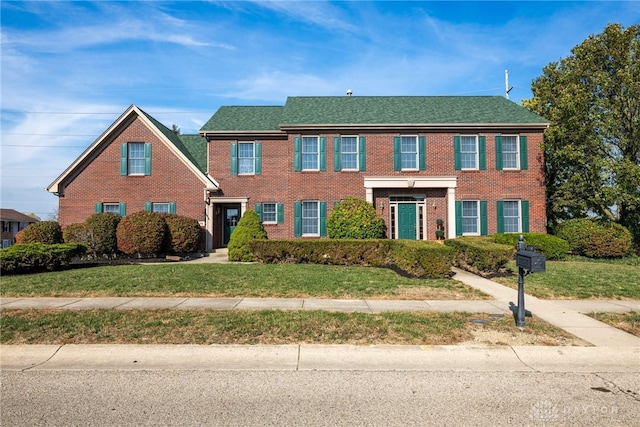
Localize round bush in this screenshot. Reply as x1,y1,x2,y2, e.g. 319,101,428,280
491,233,569,260
228,210,267,262
557,218,632,258
63,223,89,244
161,214,202,253
327,196,386,239
16,221,62,244
116,211,166,257
85,213,121,256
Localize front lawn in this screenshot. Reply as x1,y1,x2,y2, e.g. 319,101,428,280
492,257,640,299
0,263,487,300
588,312,640,337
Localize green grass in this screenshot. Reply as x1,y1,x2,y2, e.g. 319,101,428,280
588,312,640,337
0,309,579,346
0,263,486,300
493,257,640,299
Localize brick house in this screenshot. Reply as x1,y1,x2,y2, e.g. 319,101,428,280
48,96,548,251
0,209,39,247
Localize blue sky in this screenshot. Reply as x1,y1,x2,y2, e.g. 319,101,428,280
1,1,639,219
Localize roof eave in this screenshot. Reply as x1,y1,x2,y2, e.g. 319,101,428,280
200,130,287,140
279,123,549,132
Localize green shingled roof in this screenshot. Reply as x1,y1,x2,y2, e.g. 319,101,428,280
200,106,284,132
201,96,547,132
140,109,208,174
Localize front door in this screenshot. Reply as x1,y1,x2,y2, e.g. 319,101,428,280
397,203,417,240
223,207,240,245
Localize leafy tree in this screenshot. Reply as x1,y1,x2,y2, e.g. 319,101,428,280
327,196,386,239
523,23,640,247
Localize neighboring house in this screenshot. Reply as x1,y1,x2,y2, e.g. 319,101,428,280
48,96,549,251
0,209,39,247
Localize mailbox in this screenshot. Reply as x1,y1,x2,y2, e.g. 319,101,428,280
516,250,546,273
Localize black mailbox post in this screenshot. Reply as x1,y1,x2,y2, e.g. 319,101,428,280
515,235,546,329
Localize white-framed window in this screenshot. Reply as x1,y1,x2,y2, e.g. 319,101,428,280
401,136,418,170
152,203,170,214
238,142,255,175
128,142,146,175
341,136,358,170
103,203,121,214
302,201,319,236
503,200,521,233
262,203,277,224
462,200,480,235
460,136,478,170
2,239,10,248
2,222,9,233
302,136,319,171
502,135,519,169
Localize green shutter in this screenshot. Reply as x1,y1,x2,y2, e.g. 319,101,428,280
419,136,426,170
358,136,366,172
319,137,326,171
144,143,152,176
480,201,488,236
519,136,528,170
393,136,401,171
120,144,128,175
230,142,238,175
145,202,152,212
277,203,284,224
119,202,126,217
255,203,262,221
169,202,176,214
479,136,486,170
454,136,461,170
255,142,262,175
95,202,103,213
522,200,530,232
319,201,327,237
455,201,463,236
333,137,341,171
294,202,302,237
497,201,504,234
294,137,301,172
495,136,503,171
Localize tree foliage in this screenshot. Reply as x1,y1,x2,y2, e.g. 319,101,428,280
523,23,640,246
327,196,386,239
227,210,267,262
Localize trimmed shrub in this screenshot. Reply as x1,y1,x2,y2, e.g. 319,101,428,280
63,223,89,244
445,237,514,276
15,221,62,244
85,213,121,257
228,210,268,262
556,218,633,258
327,196,386,239
161,214,202,253
0,243,86,274
116,211,166,257
250,239,454,279
491,233,569,260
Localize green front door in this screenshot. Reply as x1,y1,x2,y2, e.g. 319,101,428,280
397,203,417,240
223,207,239,245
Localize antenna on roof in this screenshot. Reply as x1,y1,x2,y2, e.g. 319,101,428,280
346,89,353,97
505,70,513,99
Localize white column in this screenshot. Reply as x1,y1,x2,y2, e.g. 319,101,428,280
447,187,456,239
365,187,374,204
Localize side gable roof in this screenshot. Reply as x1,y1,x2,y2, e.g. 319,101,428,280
0,209,39,223
200,96,548,135
47,105,217,195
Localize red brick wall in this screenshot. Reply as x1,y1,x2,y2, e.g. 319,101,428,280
58,116,207,228
208,130,546,240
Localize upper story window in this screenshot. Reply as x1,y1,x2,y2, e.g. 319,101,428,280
120,142,151,176
401,136,418,170
341,136,358,170
302,136,319,171
239,142,255,174
501,136,519,169
231,142,261,176
460,136,478,169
